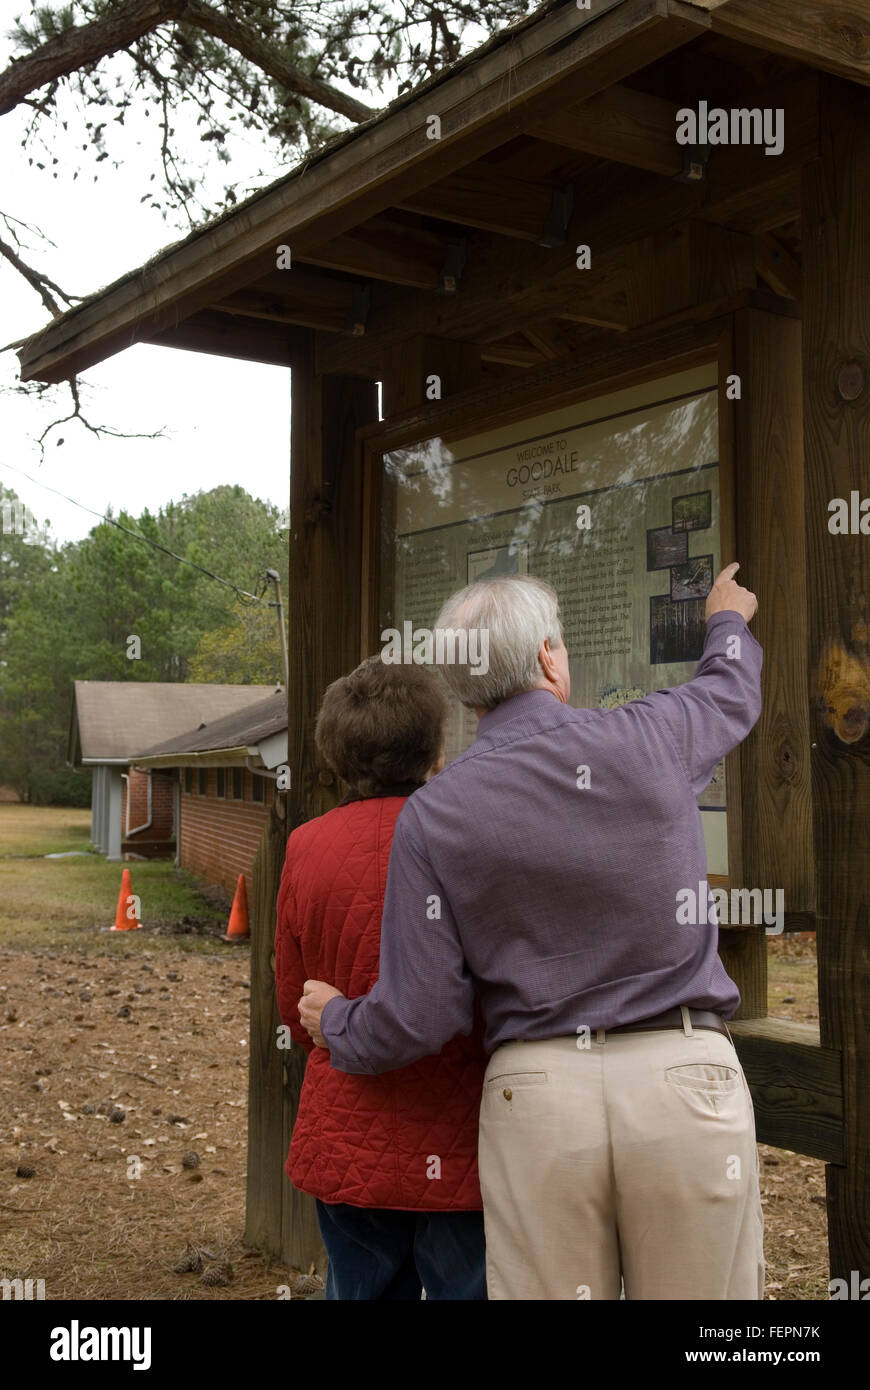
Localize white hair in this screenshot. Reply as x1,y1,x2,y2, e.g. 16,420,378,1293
434,574,563,709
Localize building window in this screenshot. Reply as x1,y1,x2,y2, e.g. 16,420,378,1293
251,776,264,804
232,768,243,800
184,768,192,794
216,768,226,798
198,767,208,796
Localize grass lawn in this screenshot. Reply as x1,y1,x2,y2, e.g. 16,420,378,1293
0,804,228,956
0,803,93,858
767,937,819,1024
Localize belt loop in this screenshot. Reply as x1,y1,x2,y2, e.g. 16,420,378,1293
596,1028,606,1045
680,1006,694,1037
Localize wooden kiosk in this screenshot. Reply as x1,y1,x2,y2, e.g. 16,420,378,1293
19,0,870,1287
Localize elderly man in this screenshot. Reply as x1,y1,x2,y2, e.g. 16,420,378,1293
300,563,764,1300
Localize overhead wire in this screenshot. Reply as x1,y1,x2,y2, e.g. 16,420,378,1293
0,458,277,605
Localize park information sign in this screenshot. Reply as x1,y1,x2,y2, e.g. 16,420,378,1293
380,364,729,875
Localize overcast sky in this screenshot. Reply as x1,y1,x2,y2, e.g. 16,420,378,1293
0,19,405,546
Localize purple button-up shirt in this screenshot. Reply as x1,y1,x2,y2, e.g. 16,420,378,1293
322,611,762,1072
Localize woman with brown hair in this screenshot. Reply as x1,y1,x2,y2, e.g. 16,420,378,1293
274,656,487,1300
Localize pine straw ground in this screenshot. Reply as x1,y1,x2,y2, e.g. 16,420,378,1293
0,936,829,1302
0,942,320,1301
0,800,828,1302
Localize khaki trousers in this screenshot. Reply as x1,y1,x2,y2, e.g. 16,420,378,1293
478,1020,764,1300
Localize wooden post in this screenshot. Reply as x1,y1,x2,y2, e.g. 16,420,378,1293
803,75,870,1286
723,305,813,1019
266,333,377,1270
244,799,292,1258
245,335,377,1274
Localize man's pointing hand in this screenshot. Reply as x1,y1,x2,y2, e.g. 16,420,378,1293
705,562,758,624
299,979,344,1048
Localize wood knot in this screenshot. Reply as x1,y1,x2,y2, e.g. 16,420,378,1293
837,25,867,58
304,495,333,523
837,361,864,401
776,740,797,781
816,639,870,745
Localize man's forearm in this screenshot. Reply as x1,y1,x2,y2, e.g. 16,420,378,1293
320,986,451,1075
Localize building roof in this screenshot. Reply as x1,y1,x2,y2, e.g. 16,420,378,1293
68,681,280,766
133,689,287,766
15,1,864,389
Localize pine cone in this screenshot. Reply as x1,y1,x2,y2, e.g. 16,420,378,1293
173,1244,203,1274
200,1262,233,1287
291,1273,325,1298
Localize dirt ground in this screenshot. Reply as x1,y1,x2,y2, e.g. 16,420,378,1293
0,937,829,1301
0,941,319,1301
0,807,829,1301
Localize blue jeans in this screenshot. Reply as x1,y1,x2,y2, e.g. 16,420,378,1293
315,1200,487,1300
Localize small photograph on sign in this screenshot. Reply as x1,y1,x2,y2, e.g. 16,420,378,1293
650,595,706,664
646,525,688,571
672,489,712,533
670,555,714,602
467,542,529,585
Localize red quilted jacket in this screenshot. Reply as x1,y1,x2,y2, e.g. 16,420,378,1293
274,794,487,1210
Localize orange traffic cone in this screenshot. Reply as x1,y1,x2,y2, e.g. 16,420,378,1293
111,868,142,931
222,875,250,942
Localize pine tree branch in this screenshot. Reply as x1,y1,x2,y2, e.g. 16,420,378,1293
0,0,378,124
183,1,378,123
0,0,182,117
0,232,71,317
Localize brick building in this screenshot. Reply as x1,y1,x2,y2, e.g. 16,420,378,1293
68,681,278,860
134,690,287,895
120,767,176,858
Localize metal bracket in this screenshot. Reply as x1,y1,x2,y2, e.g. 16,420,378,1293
674,143,711,184
536,184,574,248
438,238,468,295
344,284,371,336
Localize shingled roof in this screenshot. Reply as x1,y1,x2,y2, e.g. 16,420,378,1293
133,688,287,764
68,681,279,766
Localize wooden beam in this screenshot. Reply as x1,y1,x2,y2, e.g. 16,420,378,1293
697,0,870,86
317,75,817,375
683,69,819,234
521,322,566,360
755,233,801,299
374,314,724,447
480,337,549,367
802,73,870,1289
625,221,755,326
146,309,303,367
381,334,482,414
729,1019,844,1163
484,277,632,337
296,217,448,290
528,83,683,177
20,0,704,383
397,163,566,241
520,319,605,362
210,290,349,334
